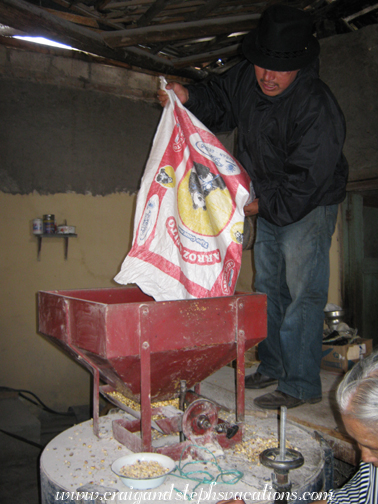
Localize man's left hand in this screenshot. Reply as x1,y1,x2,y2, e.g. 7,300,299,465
244,199,259,216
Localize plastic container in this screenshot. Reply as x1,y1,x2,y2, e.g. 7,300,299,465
33,218,43,235
57,225,76,234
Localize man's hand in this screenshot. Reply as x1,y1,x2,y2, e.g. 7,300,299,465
244,199,259,217
157,82,189,107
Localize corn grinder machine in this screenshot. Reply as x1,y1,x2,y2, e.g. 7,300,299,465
38,286,267,460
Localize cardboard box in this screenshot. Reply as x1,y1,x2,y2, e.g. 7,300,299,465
321,338,373,373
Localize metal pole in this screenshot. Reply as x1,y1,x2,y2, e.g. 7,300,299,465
279,405,287,461
180,380,187,442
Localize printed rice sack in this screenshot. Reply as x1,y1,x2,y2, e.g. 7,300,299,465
114,78,253,301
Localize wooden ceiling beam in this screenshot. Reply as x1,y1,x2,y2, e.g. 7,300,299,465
95,0,114,11
145,0,225,66
106,0,201,9
185,0,223,21
135,0,173,27
171,43,240,68
0,0,204,79
0,0,114,52
103,13,260,47
44,8,100,29
51,0,125,29
124,45,207,77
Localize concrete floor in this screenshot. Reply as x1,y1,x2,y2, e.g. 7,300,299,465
0,367,357,504
0,395,90,504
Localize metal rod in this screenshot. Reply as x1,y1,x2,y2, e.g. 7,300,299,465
236,323,246,423
180,380,187,442
179,380,187,411
279,405,287,461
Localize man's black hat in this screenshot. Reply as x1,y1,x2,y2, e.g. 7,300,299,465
242,5,320,71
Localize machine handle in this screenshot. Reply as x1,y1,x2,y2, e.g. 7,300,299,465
260,447,304,472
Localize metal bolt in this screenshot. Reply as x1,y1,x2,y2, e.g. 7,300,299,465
197,414,211,430
142,341,149,349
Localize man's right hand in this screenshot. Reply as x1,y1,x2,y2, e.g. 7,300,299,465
157,82,189,107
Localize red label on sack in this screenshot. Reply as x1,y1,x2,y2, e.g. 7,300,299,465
221,259,236,295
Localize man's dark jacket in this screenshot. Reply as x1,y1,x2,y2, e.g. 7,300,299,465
185,60,348,226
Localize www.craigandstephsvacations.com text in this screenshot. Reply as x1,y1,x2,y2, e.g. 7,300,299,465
54,482,334,503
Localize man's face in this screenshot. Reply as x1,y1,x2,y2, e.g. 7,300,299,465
254,65,299,96
342,414,378,467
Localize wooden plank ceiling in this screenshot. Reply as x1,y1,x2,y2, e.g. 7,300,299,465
0,0,377,80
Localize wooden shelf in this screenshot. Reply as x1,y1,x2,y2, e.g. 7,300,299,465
36,233,77,260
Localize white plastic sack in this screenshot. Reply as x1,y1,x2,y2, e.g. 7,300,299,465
114,78,253,301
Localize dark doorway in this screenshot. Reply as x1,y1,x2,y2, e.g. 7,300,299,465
342,190,378,346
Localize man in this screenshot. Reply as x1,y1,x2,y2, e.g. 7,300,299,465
158,5,348,409
316,348,378,503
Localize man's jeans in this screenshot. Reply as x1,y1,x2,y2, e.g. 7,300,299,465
255,205,339,400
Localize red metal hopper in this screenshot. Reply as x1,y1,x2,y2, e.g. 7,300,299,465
38,286,266,456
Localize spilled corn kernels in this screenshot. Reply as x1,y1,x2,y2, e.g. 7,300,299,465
108,392,180,411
